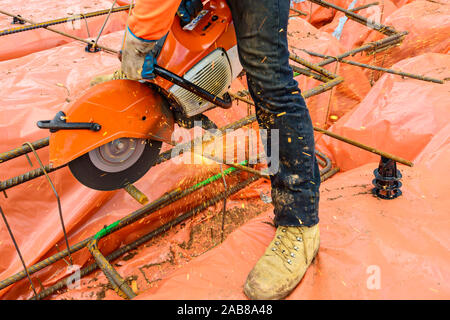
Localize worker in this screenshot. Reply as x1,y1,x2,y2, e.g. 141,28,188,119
96,0,321,300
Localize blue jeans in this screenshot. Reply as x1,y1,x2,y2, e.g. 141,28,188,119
227,0,320,227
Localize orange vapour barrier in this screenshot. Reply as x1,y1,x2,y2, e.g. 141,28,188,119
354,0,450,81
0,0,449,300
319,0,398,50
288,17,372,128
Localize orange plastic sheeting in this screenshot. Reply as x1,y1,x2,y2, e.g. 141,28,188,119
0,28,253,299
136,130,450,300
0,0,128,61
316,52,450,172
354,0,450,81
288,18,372,127
291,0,337,28
320,0,398,50
390,0,416,8
291,0,383,28
116,0,132,5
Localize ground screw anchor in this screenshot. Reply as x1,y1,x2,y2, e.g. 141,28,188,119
372,156,402,199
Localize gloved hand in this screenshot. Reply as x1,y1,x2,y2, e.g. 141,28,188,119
177,0,204,27
121,27,158,80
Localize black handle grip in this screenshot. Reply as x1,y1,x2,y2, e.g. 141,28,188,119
37,120,101,132
153,65,232,109
37,111,101,133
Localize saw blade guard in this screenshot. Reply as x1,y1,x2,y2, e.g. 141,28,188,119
48,79,174,169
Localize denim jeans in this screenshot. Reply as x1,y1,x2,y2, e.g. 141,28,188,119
227,0,320,227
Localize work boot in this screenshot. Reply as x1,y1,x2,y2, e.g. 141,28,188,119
90,70,127,86
244,224,320,300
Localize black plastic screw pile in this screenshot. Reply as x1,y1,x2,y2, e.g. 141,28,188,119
372,156,402,199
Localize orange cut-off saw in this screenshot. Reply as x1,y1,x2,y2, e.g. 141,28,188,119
37,0,243,191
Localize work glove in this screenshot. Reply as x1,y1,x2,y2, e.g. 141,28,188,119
177,0,204,27
121,27,158,80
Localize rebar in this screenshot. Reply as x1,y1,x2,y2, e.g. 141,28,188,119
350,2,379,12
0,5,133,37
0,164,64,192
199,152,271,180
289,53,338,80
291,64,331,82
0,137,49,163
219,163,229,242
0,206,37,297
315,150,332,173
308,0,397,35
313,127,413,167
229,93,414,167
92,0,118,49
0,10,118,54
289,52,345,102
0,188,179,291
22,142,73,265
304,76,344,98
0,237,91,290
86,238,136,299
124,184,149,205
317,32,408,67
289,7,308,16
320,166,340,181
301,49,444,84
93,163,252,241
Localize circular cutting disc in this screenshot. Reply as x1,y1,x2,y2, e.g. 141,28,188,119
68,138,162,191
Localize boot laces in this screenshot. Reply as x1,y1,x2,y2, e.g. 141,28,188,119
271,227,307,265
112,70,127,80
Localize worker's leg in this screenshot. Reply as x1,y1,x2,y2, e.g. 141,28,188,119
227,0,321,299
228,0,320,226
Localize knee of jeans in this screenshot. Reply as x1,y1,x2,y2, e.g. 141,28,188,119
271,187,319,212
274,171,313,191
285,173,305,188
249,79,308,112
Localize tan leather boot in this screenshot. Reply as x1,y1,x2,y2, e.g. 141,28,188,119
90,70,127,86
244,224,320,300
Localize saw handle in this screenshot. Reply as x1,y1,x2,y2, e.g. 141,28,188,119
152,65,233,109
118,48,231,109
37,111,101,133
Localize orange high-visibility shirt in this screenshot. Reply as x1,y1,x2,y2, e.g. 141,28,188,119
128,0,182,40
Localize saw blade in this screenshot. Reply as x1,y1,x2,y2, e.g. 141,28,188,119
68,138,162,191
